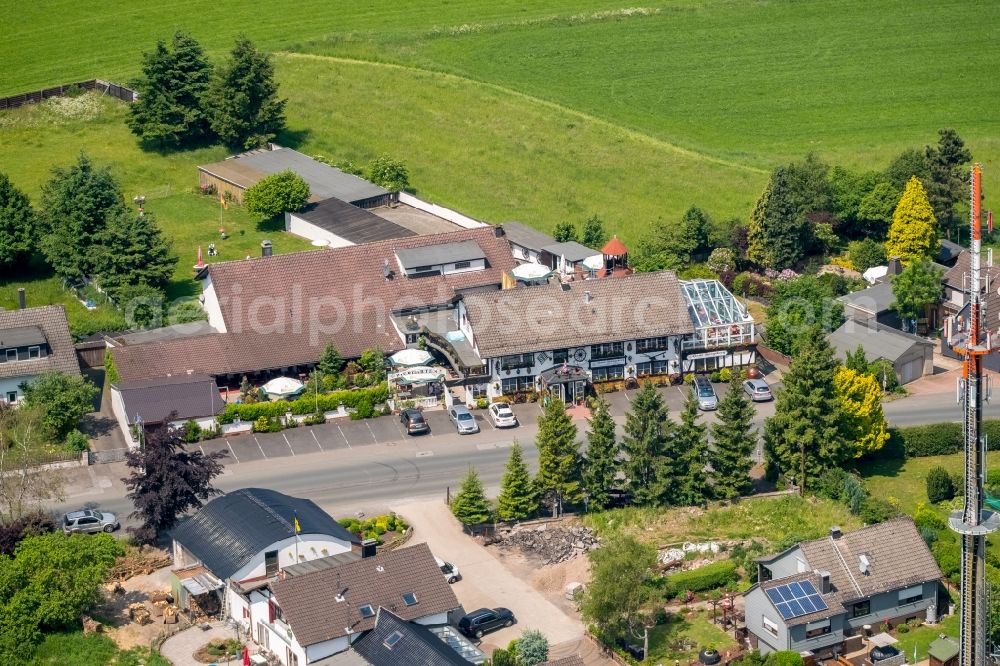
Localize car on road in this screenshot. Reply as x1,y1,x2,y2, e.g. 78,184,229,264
458,607,515,638
691,375,718,410
743,378,773,402
449,405,480,434
434,555,461,583
488,402,518,428
400,408,430,435
62,509,119,534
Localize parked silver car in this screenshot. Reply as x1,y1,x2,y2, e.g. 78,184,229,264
449,405,480,434
743,378,773,402
62,509,119,534
691,375,718,410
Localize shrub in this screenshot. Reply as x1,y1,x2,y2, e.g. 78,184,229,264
893,423,963,457
684,373,695,385
217,386,389,423
927,466,956,503
662,560,737,598
476,397,488,409
709,371,721,383
858,497,899,524
868,359,899,392
303,411,326,425
65,429,90,451
182,419,202,443
338,518,361,534
765,652,805,666
719,368,732,382
895,623,909,634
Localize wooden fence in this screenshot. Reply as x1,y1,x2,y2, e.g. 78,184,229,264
0,79,137,110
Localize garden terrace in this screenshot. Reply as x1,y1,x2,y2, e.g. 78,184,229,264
681,279,755,351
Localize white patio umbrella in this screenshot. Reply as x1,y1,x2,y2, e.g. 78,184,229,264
311,239,331,248
390,348,434,367
582,254,604,271
261,376,306,400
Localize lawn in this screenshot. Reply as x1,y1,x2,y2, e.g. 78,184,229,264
28,631,170,665
858,451,1000,515
893,614,959,663
644,609,738,664
583,494,860,548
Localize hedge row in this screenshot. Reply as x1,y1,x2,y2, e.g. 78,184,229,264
216,386,389,423
662,559,737,598
892,420,1000,458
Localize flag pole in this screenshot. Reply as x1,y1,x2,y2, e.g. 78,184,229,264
294,511,300,562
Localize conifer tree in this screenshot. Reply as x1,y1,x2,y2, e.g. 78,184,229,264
317,344,344,376
622,382,673,506
208,36,286,149
582,399,619,510
535,398,582,515
497,443,537,521
844,345,869,375
128,31,214,148
710,376,756,500
0,173,35,270
747,167,809,269
884,176,938,264
764,328,848,492
451,467,491,525
671,393,709,506
92,210,176,299
835,366,890,459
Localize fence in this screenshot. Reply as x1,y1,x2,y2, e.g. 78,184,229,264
75,339,107,369
398,192,488,229
0,79,137,110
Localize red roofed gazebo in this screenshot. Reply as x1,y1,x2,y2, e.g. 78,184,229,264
600,235,630,277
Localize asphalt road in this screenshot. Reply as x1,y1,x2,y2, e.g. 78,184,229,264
56,382,985,528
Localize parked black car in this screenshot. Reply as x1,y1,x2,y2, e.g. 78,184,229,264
399,408,429,435
457,607,515,638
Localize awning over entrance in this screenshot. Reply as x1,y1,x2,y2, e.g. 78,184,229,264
539,364,590,386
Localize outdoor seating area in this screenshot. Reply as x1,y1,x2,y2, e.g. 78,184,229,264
681,279,755,351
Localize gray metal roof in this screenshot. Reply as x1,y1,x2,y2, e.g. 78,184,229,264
500,221,556,253
828,319,933,364
395,240,486,270
294,197,416,244
352,608,470,666
0,325,46,348
200,147,390,203
283,551,362,577
837,281,896,315
171,488,360,580
113,374,225,425
541,241,600,263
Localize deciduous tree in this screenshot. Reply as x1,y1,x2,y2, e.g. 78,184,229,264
123,419,226,543
497,443,537,521
891,259,943,329
366,154,410,192
835,366,889,458
710,376,756,500
92,210,176,299
885,177,938,264
244,169,310,217
450,466,491,525
0,406,67,523
885,148,931,191
208,36,286,149
20,372,98,442
764,329,848,492
678,206,711,261
581,214,607,249
846,239,886,273
553,221,578,243
0,173,35,270
857,182,900,236
764,276,844,357
582,399,619,510
580,535,657,642
39,153,126,281
747,167,808,269
622,382,673,506
128,31,214,148
535,398,582,514
671,394,709,506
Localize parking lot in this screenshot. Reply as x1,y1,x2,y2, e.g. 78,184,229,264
197,380,778,465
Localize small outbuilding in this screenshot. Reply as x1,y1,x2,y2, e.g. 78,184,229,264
285,196,416,248
928,637,959,666
827,319,934,385
110,374,226,448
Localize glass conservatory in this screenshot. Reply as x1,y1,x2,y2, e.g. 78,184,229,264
680,279,755,352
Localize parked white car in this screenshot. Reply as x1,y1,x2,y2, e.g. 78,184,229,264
435,555,461,583
488,402,518,428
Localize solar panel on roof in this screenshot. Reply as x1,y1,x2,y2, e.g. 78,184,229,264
767,581,829,619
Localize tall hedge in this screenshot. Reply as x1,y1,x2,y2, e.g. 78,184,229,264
662,559,737,598
890,420,1000,458
216,386,389,423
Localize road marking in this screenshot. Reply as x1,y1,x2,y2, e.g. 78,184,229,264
311,429,324,451
338,424,351,449
676,387,687,399
624,389,632,402
199,444,206,456
282,433,295,456
226,440,239,463
476,442,512,451
254,436,267,458
365,421,377,443
416,451,434,458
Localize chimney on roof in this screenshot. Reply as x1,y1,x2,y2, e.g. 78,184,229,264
887,256,902,276
494,225,505,238
584,291,592,304
818,570,832,594
17,288,25,310
261,240,273,257
830,526,842,539
361,539,377,558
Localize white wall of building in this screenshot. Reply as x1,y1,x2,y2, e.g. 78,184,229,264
0,374,33,404
285,212,355,249
200,275,228,333
397,192,487,230
231,534,354,582
109,386,139,448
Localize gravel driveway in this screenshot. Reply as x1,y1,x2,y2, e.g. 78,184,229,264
395,500,584,653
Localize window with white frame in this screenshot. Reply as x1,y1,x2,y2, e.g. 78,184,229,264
637,337,669,353
4,349,14,362
501,376,534,393
27,346,40,359
636,359,668,376
592,365,624,381
762,615,779,637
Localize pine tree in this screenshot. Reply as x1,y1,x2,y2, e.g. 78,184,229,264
670,393,709,506
208,36,286,150
581,214,607,249
317,343,344,376
0,173,35,270
844,345,869,375
677,206,711,262
622,382,673,506
747,167,808,269
92,210,176,299
497,443,537,521
763,328,848,492
710,376,756,501
884,176,938,264
39,153,126,281
128,31,214,148
450,467,491,525
582,399,619,509
535,398,582,515
925,128,971,236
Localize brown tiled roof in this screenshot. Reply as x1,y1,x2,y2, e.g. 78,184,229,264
112,228,516,382
271,542,459,648
943,250,1000,315
0,305,80,380
797,517,941,604
462,271,694,358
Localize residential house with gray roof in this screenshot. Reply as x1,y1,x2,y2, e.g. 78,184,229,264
109,374,226,448
744,518,943,658
827,319,934,385
0,304,80,405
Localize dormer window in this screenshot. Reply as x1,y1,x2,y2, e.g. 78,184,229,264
27,346,40,359
359,605,375,618
402,592,418,606
4,349,14,362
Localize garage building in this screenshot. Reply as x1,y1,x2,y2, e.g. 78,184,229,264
828,319,934,385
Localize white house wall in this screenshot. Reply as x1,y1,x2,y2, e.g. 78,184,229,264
0,374,34,404
285,212,355,249
201,275,227,333
231,535,353,582
305,636,352,663
109,387,139,448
